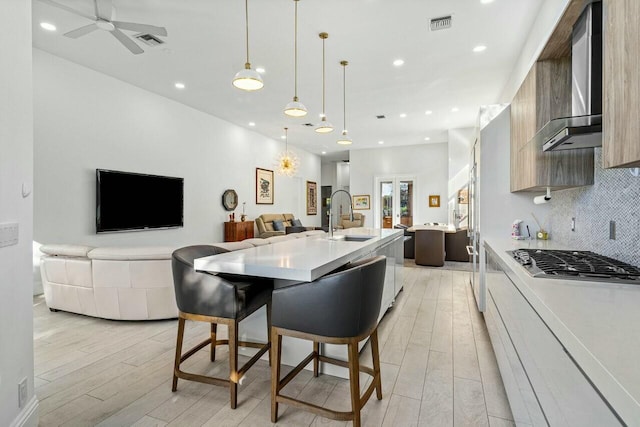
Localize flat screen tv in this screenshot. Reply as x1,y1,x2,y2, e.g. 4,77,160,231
96,169,184,233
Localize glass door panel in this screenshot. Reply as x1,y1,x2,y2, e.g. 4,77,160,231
399,180,413,226
380,181,393,228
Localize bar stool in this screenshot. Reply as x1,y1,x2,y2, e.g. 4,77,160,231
415,229,445,266
171,245,272,409
270,256,386,427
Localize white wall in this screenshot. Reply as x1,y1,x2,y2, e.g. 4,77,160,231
349,143,449,226
0,1,37,426
480,106,551,240
447,127,475,199
33,49,321,250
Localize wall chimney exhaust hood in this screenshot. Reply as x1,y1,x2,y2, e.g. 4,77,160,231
541,1,602,152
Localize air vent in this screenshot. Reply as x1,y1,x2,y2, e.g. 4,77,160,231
302,123,314,127
376,115,386,119
430,15,452,31
134,33,165,46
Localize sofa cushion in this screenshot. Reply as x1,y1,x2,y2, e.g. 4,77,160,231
292,219,303,227
40,244,94,257
273,220,285,231
88,246,174,261
283,221,292,227
342,220,362,228
264,222,275,232
283,213,295,222
261,214,285,223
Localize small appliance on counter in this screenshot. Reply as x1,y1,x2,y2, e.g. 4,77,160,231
511,219,526,240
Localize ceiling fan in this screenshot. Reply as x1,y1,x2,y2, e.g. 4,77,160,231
38,0,168,55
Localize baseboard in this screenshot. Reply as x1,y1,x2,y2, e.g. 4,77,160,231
9,396,39,427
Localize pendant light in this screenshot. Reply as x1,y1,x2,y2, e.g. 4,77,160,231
276,127,299,176
232,0,263,91
284,0,307,117
315,32,334,133
336,60,353,145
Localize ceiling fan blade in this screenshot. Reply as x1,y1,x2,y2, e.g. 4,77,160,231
64,23,98,38
110,28,144,54
112,21,167,37
37,0,96,21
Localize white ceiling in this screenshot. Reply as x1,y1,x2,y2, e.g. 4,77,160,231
32,0,543,159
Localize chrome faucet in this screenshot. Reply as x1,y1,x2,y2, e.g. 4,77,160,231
328,189,354,239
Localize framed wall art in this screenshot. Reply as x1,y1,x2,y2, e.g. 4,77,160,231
429,195,440,208
352,194,370,210
256,168,274,204
306,181,317,215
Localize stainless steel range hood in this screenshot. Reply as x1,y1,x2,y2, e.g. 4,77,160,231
541,1,602,152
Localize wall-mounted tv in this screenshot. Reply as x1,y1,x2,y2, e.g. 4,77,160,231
96,169,184,233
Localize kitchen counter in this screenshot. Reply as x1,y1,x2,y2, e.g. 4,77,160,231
195,227,403,282
484,238,640,425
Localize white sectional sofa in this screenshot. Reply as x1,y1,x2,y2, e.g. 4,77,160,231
39,230,326,320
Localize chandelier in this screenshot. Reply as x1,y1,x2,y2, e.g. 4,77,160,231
276,127,299,176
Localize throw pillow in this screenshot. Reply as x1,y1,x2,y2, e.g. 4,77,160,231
292,219,303,227
273,220,285,231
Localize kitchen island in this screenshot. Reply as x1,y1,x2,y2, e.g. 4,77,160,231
195,227,404,378
482,238,640,426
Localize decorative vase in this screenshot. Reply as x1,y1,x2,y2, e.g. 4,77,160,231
241,214,246,222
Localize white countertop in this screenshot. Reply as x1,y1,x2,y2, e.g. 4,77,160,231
407,224,457,233
195,227,403,282
484,237,640,424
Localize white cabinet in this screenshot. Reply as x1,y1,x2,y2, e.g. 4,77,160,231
484,244,620,426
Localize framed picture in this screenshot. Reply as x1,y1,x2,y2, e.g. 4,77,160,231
306,181,317,215
256,168,274,204
352,194,370,210
429,195,440,208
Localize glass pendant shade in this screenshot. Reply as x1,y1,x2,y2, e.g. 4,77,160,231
284,97,308,117
233,64,264,91
233,0,263,91
315,117,334,133
336,130,352,145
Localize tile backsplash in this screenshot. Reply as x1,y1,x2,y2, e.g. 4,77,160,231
550,148,640,266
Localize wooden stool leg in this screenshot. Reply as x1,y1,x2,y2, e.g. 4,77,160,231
266,301,272,367
172,317,186,392
271,328,282,423
370,328,382,400
348,341,362,427
313,341,320,377
210,323,218,362
228,321,239,409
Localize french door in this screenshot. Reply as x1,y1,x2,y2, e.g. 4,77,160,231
374,176,416,229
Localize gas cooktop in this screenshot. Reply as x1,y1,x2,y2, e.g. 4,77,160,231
510,249,640,284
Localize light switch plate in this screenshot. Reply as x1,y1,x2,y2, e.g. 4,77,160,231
0,223,19,247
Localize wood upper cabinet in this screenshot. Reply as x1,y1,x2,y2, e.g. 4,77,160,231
603,0,640,168
510,59,594,192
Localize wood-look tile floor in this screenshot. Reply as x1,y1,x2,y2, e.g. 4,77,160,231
34,266,514,426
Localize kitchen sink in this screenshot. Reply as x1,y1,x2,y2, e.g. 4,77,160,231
327,235,375,242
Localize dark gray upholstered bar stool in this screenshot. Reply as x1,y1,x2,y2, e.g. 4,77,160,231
171,245,273,409
415,229,445,266
270,256,386,427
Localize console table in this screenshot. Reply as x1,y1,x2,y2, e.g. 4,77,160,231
224,220,254,242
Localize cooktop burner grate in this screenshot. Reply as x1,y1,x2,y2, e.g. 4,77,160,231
511,249,640,283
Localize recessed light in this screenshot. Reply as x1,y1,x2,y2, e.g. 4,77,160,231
451,107,459,112
425,110,433,115
424,137,431,141
473,45,487,53
281,135,286,139
480,0,494,4
393,59,404,67
321,151,327,155
256,67,266,74
249,122,256,127
319,113,326,118
378,140,384,145
399,113,407,118
40,22,57,31
174,82,186,89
